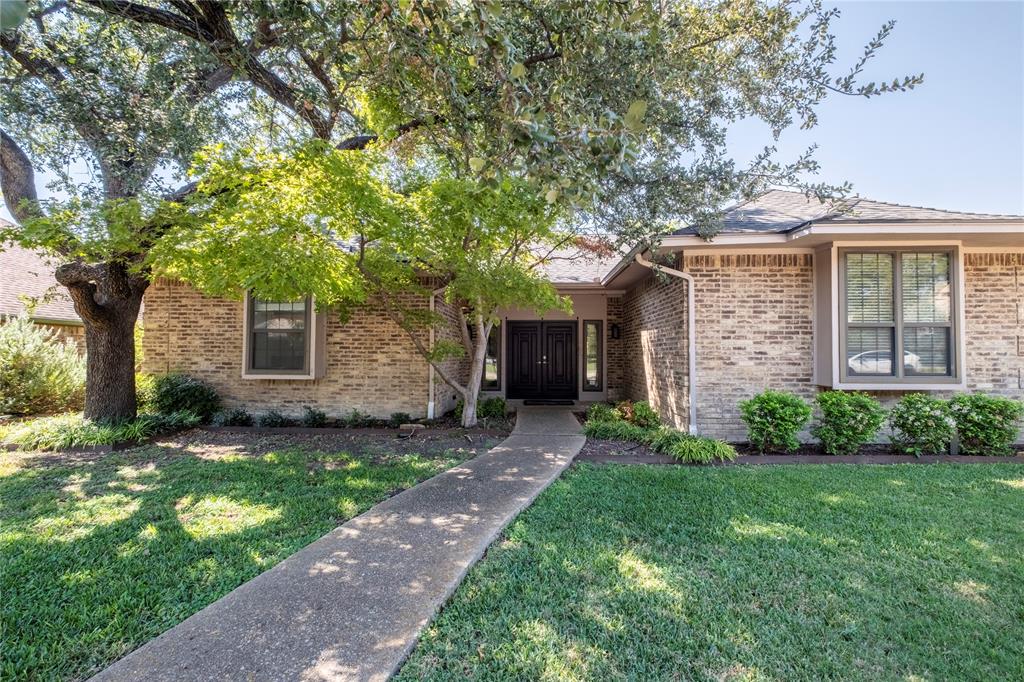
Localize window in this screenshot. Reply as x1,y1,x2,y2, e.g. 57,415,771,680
841,250,957,382
583,320,603,391
246,295,311,375
483,323,500,390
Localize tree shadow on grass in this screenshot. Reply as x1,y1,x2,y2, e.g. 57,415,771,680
398,463,1024,682
0,439,458,682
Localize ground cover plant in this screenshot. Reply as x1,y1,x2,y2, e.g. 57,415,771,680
0,436,465,681
398,463,1024,681
582,401,735,463
0,411,201,451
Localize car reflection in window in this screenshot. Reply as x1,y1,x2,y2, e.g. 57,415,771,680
847,350,921,376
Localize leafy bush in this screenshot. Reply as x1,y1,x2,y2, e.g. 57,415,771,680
343,409,376,428
888,394,954,457
389,412,413,427
258,410,295,427
301,406,328,427
811,391,886,456
213,407,254,427
0,316,85,415
454,396,507,421
1,410,200,451
586,402,618,423
630,401,661,429
614,400,635,423
135,373,157,412
478,397,507,420
739,390,812,453
949,394,1024,456
151,373,220,421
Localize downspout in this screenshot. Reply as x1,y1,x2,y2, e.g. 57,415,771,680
427,284,448,419
635,253,698,434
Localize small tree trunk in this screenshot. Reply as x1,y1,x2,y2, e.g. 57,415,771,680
460,326,489,428
82,305,141,422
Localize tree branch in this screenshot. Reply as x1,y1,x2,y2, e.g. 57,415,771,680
0,129,41,225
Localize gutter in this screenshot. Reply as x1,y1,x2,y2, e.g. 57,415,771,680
427,284,448,419
635,253,698,434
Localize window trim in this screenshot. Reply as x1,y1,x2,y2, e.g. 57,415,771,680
837,246,963,387
241,292,319,380
583,319,603,392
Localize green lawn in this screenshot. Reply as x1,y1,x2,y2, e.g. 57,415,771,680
0,442,462,681
399,463,1024,681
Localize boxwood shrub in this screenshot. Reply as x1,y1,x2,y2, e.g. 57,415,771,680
811,391,886,456
151,373,221,422
888,394,954,456
949,393,1024,456
739,390,812,453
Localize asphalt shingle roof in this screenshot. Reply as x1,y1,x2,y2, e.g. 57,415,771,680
672,189,1022,235
0,239,82,324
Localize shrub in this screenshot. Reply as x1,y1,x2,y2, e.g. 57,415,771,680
949,394,1024,456
614,400,636,423
258,410,295,427
301,406,328,428
630,401,661,429
0,316,85,415
739,390,812,453
343,409,376,428
585,402,618,423
1,410,200,451
213,407,254,427
478,397,507,420
888,394,954,457
454,397,507,421
135,373,157,412
389,412,413,427
811,391,886,456
151,373,220,421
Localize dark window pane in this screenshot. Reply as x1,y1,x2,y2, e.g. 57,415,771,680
904,326,951,376
249,296,309,371
483,324,500,389
902,253,950,323
584,321,602,390
846,253,894,323
846,327,895,376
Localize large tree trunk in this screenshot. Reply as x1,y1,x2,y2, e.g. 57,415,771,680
56,261,148,422
459,317,492,429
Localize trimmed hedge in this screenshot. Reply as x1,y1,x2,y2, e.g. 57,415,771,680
949,394,1024,456
151,373,221,422
811,391,886,456
888,393,954,456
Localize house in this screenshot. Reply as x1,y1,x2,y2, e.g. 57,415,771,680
141,190,1024,440
0,231,86,351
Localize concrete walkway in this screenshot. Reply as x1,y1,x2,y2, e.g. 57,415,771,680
91,407,584,682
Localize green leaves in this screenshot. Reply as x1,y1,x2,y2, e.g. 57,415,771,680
623,100,648,131
469,157,486,172
510,62,527,79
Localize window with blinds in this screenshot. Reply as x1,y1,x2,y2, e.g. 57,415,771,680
841,250,956,381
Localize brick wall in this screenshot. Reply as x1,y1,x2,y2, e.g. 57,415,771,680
141,279,454,419
606,296,625,401
620,273,691,429
619,251,1023,443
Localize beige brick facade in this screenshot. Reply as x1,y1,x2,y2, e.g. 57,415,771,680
142,279,444,419
613,252,1023,442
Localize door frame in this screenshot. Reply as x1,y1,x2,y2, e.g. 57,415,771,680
505,321,579,400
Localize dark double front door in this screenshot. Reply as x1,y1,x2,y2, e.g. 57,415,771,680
506,321,577,400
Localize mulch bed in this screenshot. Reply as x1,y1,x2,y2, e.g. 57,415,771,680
575,438,1024,466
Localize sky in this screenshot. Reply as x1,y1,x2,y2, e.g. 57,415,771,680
3,0,1023,222
728,0,1024,215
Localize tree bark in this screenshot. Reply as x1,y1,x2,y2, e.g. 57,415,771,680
56,261,147,422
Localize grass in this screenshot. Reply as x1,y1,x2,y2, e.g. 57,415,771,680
0,442,463,681
398,463,1024,681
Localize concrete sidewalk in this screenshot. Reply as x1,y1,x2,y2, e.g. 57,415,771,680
91,407,584,682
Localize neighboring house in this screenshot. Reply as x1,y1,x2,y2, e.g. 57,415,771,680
0,233,86,352
141,190,1024,440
